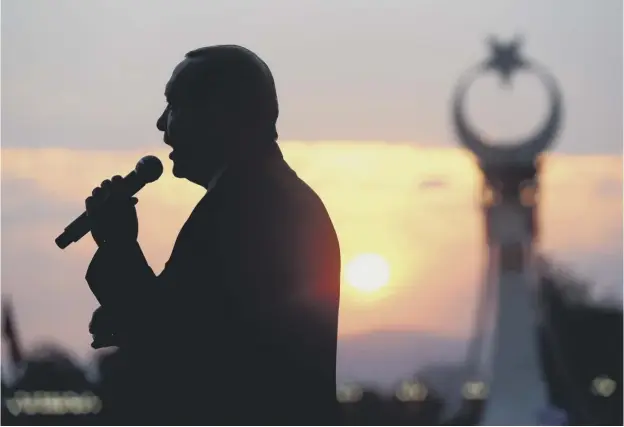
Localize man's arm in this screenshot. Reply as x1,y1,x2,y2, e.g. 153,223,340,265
86,241,164,347
86,241,157,306
83,175,169,348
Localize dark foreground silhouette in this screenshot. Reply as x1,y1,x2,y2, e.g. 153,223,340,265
79,45,342,424
2,273,622,426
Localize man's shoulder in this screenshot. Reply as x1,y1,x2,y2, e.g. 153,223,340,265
263,166,334,235
229,160,329,219
184,160,337,252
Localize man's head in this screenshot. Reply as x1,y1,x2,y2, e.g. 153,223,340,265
157,45,279,186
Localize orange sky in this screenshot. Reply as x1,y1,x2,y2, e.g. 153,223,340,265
1,142,622,358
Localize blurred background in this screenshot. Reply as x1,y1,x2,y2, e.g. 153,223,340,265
1,0,622,424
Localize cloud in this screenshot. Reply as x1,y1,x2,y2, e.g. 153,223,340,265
419,177,450,190
3,1,621,153
595,177,623,199
2,178,79,226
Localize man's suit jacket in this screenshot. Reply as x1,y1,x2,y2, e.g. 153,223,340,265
86,143,341,424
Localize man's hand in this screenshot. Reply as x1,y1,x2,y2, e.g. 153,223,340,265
85,175,139,246
89,306,120,349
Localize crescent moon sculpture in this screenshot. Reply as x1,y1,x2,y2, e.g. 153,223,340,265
455,37,567,425
452,37,563,165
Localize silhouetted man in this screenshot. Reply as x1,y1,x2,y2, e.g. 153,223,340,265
85,45,341,425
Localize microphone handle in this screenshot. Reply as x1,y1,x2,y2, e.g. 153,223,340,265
55,211,90,249
55,171,144,249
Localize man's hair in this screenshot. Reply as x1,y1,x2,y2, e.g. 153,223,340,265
184,45,279,140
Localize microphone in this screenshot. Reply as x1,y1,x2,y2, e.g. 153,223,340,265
55,155,164,250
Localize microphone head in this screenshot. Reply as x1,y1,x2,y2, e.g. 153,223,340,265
135,155,164,183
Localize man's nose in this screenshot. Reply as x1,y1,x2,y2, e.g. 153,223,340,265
156,110,167,132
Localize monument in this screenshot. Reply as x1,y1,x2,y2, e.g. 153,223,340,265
451,36,563,425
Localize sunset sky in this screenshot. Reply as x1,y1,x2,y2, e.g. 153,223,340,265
2,0,622,368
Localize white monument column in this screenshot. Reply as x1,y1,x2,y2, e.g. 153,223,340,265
451,36,563,425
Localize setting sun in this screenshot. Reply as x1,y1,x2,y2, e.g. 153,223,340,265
345,253,391,292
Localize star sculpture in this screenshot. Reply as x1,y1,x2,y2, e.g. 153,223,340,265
485,36,526,87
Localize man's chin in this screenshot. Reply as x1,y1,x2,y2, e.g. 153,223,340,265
171,163,186,178
172,164,201,186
